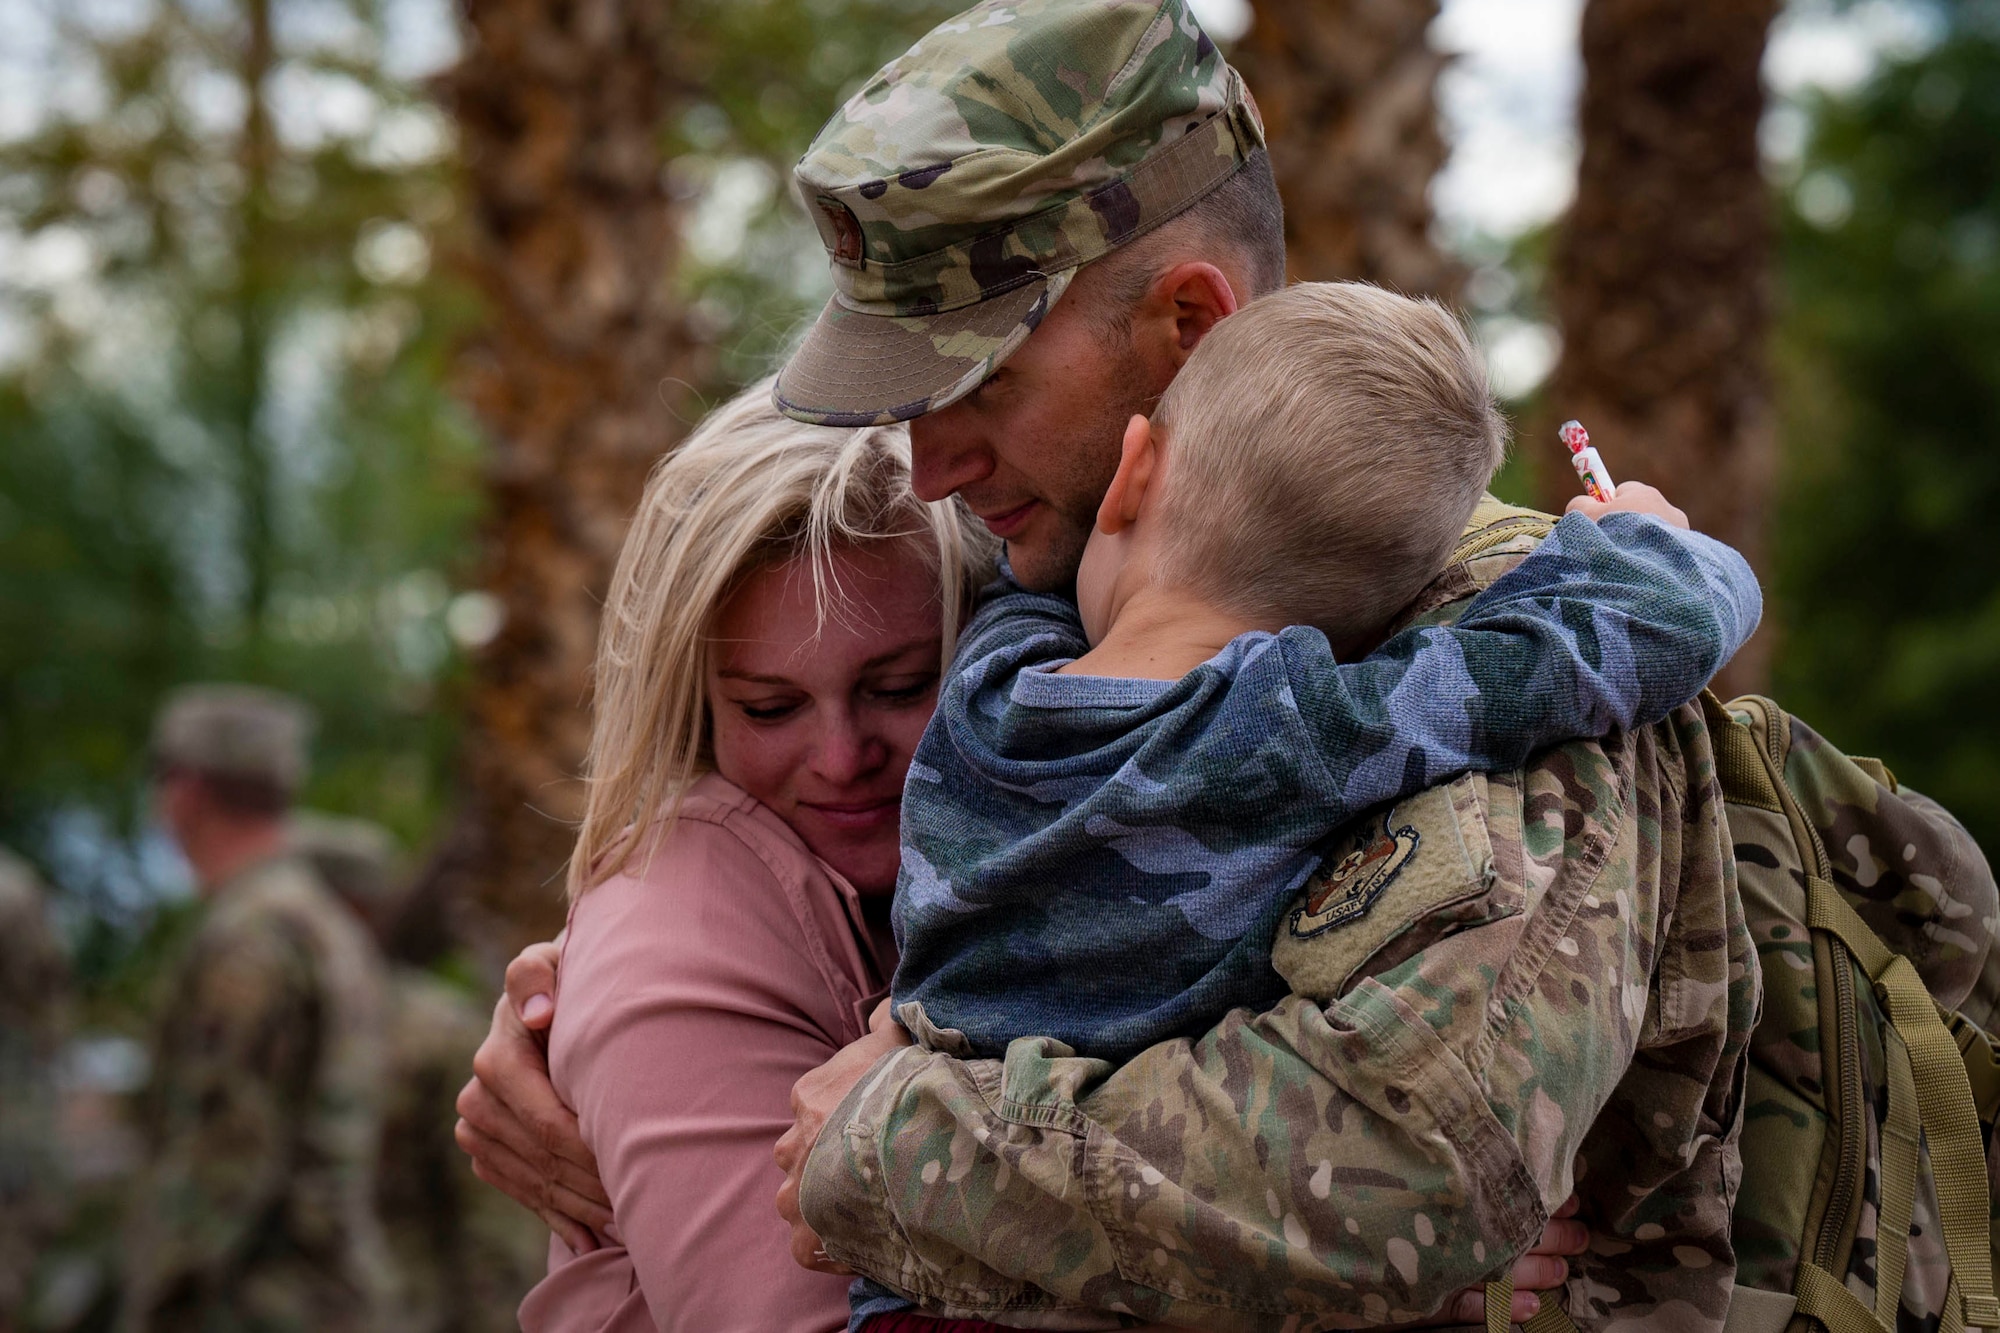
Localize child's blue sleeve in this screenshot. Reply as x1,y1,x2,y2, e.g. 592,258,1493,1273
947,562,1091,685
1275,511,1761,804
1451,510,1762,727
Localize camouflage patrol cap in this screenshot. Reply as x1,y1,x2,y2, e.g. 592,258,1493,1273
151,684,313,795
775,0,1265,427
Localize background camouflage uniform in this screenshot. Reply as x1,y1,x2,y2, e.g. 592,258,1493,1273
117,849,394,1333
376,972,549,1333
0,848,71,1331
798,503,1766,1333
291,812,547,1333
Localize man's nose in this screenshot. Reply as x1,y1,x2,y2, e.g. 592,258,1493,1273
908,407,992,503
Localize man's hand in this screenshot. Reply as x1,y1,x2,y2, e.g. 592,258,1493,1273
773,1007,913,1274
454,940,612,1253
1567,481,1689,530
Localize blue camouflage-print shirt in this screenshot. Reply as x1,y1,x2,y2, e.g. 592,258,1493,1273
890,511,1762,1063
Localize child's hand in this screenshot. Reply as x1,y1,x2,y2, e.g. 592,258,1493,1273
1566,481,1689,530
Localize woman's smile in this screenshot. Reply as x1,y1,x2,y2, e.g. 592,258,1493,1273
796,796,903,833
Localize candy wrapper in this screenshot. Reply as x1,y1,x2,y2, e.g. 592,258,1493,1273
1559,419,1617,502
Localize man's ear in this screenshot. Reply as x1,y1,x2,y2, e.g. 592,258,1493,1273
1149,261,1240,364
1097,414,1159,535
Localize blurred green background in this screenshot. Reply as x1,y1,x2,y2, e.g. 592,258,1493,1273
0,0,968,986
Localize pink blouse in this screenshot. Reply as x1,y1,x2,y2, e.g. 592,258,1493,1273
518,774,896,1333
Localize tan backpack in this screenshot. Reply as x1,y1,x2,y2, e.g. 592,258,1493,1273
1694,691,2000,1333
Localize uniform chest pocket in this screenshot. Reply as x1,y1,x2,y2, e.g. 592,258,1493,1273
1271,770,1515,1003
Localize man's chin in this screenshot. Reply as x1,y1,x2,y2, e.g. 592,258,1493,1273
1005,527,1090,595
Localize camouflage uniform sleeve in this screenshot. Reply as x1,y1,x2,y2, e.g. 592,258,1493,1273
801,714,1747,1331
121,917,321,1326
0,870,71,1315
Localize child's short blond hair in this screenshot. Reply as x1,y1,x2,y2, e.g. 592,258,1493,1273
1152,281,1507,651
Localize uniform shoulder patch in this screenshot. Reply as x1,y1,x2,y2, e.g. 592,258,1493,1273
1288,813,1420,940
1272,773,1507,1003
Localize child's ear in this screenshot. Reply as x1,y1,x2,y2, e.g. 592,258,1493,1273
1098,415,1158,535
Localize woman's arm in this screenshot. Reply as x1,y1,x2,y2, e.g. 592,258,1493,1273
527,819,864,1333
456,939,613,1255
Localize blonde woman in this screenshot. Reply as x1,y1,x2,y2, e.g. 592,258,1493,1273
512,380,992,1333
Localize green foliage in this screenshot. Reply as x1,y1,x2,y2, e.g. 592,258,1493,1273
1772,1,2000,849
1453,224,1559,505
663,0,962,383
0,0,482,939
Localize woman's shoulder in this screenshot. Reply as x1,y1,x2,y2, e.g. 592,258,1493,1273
550,772,877,1100
558,774,859,1004
580,773,816,909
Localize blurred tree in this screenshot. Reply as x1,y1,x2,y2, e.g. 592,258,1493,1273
660,0,963,379
0,0,481,964
426,0,958,957
426,0,703,957
1538,0,1780,693
1772,3,2000,852
1236,0,1458,295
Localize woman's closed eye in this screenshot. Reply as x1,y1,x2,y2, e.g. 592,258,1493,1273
867,672,939,705
731,694,805,723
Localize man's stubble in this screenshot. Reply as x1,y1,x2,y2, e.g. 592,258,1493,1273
1004,334,1162,595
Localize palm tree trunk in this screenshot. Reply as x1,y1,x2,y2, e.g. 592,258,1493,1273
1539,0,1780,693
420,0,705,963
235,0,276,643
1236,0,1457,297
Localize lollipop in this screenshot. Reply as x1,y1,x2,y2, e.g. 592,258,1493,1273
1558,419,1617,503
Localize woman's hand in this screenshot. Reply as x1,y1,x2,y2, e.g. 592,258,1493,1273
773,1011,914,1274
453,940,613,1253
1415,1193,1586,1326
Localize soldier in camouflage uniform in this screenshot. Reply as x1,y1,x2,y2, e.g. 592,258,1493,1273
787,505,1762,1330
757,4,1751,1327
0,847,71,1331
787,521,1995,1333
119,686,393,1333
290,812,548,1333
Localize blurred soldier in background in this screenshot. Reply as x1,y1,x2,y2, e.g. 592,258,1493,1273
291,811,547,1333
0,848,71,1333
121,686,393,1333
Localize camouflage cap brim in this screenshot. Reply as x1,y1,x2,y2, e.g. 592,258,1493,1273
775,267,1075,427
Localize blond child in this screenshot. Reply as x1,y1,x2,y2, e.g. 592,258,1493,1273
887,281,1759,1062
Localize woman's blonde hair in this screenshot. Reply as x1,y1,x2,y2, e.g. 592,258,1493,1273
568,378,996,898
